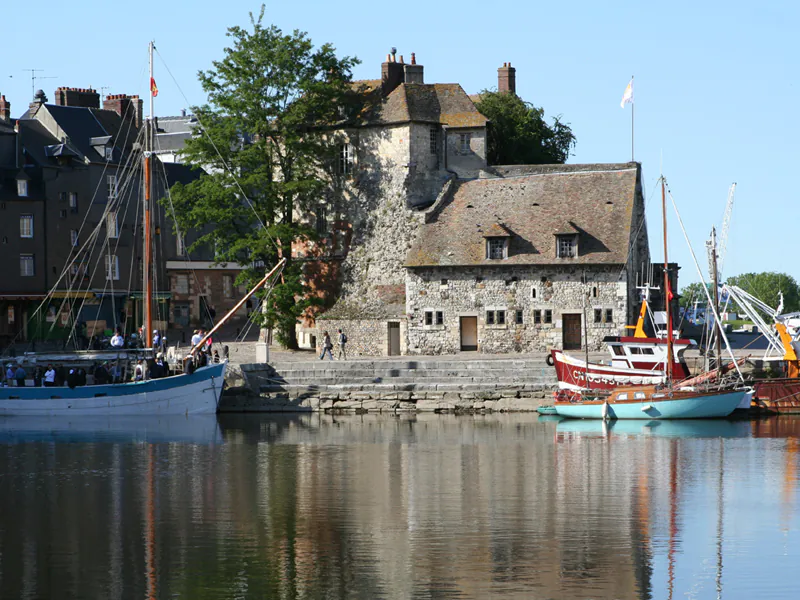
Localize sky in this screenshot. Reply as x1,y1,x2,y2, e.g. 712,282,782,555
3,0,797,289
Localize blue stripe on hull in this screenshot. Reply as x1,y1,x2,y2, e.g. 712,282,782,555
555,391,745,420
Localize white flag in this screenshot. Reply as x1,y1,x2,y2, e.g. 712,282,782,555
620,78,633,108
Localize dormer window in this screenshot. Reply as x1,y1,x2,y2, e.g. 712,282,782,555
17,180,28,197
486,238,507,260
556,234,578,258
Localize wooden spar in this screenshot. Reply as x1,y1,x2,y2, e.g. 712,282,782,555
143,41,154,348
190,257,286,354
661,176,673,384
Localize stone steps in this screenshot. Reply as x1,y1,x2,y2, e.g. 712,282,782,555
260,369,554,380
268,359,549,371
258,382,553,394
256,375,552,385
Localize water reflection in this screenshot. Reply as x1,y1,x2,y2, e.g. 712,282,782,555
0,414,799,599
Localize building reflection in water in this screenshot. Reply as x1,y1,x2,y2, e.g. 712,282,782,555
0,414,799,599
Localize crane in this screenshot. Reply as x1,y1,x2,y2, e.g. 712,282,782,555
717,182,736,281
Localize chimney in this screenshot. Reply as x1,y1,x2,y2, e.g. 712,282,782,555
381,48,404,96
498,62,516,95
54,87,100,108
404,53,424,84
29,89,48,116
0,94,10,121
103,94,144,128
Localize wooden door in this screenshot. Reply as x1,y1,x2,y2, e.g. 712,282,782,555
388,322,401,356
562,314,582,350
460,316,478,351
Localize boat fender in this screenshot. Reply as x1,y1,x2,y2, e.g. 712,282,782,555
641,404,654,412
601,401,609,420
545,354,555,367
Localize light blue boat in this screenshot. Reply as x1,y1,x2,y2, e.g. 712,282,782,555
555,387,746,420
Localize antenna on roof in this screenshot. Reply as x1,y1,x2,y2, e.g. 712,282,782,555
100,86,111,101
21,69,57,101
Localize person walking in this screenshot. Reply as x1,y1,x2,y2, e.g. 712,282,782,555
336,329,348,360
319,331,334,360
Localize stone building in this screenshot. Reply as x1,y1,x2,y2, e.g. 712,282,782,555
404,163,650,354
313,55,651,356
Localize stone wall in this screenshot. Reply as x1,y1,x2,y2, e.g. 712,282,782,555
313,318,407,357
405,265,628,354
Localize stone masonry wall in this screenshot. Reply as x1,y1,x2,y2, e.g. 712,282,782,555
314,318,407,357
406,265,628,354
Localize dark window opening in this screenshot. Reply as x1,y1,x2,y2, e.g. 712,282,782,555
497,310,506,325
544,309,553,324
594,308,602,323
515,309,524,324
486,311,495,325
435,311,444,325
424,311,433,326
534,310,542,324
605,308,613,323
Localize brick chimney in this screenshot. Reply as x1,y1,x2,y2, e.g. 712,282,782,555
381,49,404,96
103,94,144,128
404,52,424,84
498,62,516,95
0,94,9,121
54,87,100,108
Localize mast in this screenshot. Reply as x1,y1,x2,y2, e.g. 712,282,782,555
661,176,673,383
708,227,722,380
143,41,154,348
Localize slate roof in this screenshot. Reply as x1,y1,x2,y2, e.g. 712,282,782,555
352,83,487,128
17,119,61,166
406,163,642,268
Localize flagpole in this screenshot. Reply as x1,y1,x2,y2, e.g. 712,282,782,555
631,75,634,162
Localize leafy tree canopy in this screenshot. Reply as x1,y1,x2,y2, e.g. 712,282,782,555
679,282,710,310
725,272,800,314
167,6,359,348
474,91,576,165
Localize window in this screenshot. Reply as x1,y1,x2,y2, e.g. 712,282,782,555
544,309,553,324
497,310,506,325
105,254,120,280
515,309,524,324
533,310,542,324
17,180,28,197
7,306,15,324
70,192,79,213
617,393,629,401
223,275,233,298
107,175,117,201
106,211,118,238
634,392,647,400
175,274,189,294
435,311,444,326
486,310,495,325
531,287,537,299
605,308,613,323
337,143,354,175
594,308,602,324
316,205,327,235
19,215,33,238
425,311,433,326
59,191,67,202
458,133,471,154
20,254,34,276
60,209,67,219
429,127,438,154
104,146,113,161
486,238,507,260
440,279,448,286
557,235,577,258
612,345,625,356
592,286,598,298
70,229,79,247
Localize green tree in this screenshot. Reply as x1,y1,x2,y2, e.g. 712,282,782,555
474,91,576,165
679,282,709,309
725,272,800,313
167,6,359,348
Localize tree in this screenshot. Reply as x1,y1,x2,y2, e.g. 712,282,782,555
167,6,359,348
679,282,709,310
474,91,576,165
725,272,800,313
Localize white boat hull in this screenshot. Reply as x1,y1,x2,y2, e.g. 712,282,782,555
0,362,226,416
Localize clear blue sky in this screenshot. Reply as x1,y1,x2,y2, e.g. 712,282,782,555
4,0,796,288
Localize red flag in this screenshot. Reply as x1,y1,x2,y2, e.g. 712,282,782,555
150,77,159,97
666,279,674,302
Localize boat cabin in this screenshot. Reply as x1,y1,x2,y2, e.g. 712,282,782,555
603,335,696,378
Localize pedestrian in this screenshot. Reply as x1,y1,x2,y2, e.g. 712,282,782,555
15,364,26,387
152,329,161,349
44,364,56,387
337,328,348,360
191,329,203,347
110,330,125,348
134,359,145,382
319,331,334,360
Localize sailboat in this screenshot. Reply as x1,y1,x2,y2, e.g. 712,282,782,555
555,176,746,419
0,43,283,415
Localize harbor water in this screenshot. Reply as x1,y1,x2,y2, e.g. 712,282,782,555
0,413,798,599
